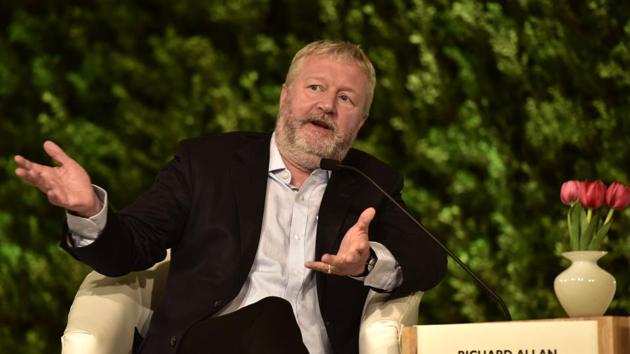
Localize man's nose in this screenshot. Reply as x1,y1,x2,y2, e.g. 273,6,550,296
317,92,337,114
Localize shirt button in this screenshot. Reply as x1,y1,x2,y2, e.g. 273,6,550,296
294,234,301,240
281,171,290,180
169,335,177,347
298,196,304,202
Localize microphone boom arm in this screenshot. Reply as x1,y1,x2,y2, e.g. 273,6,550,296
326,160,512,321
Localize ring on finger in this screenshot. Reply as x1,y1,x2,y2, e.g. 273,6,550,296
327,263,332,274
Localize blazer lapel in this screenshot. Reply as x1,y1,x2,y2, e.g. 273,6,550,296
315,168,361,310
315,169,360,259
229,135,271,277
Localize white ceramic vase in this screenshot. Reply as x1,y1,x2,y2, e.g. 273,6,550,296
553,251,616,317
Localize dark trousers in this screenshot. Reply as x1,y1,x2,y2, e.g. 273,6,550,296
177,297,310,354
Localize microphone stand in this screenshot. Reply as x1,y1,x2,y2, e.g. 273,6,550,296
320,159,512,321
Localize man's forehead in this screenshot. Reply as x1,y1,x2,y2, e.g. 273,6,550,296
296,55,367,83
300,54,361,68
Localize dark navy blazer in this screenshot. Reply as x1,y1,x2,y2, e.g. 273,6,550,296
63,131,446,354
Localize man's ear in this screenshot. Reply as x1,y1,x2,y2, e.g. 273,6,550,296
279,83,288,104
358,114,369,129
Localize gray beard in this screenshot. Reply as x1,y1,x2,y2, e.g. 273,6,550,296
275,108,356,172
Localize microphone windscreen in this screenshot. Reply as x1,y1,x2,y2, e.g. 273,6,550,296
320,158,341,171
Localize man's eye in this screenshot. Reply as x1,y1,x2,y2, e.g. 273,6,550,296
339,94,355,105
308,85,321,91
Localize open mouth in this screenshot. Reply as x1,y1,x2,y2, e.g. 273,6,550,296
306,119,334,131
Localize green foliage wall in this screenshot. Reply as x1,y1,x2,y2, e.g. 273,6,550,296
1,0,629,352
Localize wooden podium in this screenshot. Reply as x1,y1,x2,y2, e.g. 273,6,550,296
402,316,630,354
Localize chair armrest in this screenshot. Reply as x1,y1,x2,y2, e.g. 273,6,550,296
359,290,423,354
61,256,170,354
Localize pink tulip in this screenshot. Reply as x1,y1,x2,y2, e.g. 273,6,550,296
606,182,630,210
578,180,606,209
560,180,581,205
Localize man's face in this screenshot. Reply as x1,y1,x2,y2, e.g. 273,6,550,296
275,55,370,170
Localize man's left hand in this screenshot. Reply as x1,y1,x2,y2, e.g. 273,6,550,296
305,207,375,276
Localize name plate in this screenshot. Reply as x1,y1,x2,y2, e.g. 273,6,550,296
415,320,599,354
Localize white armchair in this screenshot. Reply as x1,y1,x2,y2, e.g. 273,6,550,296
61,253,422,354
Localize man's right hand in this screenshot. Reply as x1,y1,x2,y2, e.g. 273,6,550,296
14,141,101,218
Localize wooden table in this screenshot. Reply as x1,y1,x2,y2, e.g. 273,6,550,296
402,316,630,354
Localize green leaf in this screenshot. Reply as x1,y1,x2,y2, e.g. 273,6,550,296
589,219,612,250
579,210,598,250
578,207,590,250
568,203,582,250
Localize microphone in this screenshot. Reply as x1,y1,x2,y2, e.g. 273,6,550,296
319,158,512,321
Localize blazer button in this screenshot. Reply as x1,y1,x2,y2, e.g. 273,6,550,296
213,300,223,308
169,335,177,347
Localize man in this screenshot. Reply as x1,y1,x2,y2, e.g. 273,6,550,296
15,40,446,353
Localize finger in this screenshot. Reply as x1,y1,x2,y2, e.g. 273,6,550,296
43,140,72,165
15,168,39,187
355,207,376,231
15,164,43,184
15,158,58,189
321,253,340,265
16,168,53,194
14,155,34,170
15,155,49,175
304,261,333,274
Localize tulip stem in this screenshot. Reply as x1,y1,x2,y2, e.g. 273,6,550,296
586,208,593,224
604,208,615,224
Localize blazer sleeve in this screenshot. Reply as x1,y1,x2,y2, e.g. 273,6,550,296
370,172,447,298
61,141,193,277
339,149,447,298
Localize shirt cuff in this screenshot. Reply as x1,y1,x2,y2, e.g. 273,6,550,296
66,185,108,247
361,241,403,291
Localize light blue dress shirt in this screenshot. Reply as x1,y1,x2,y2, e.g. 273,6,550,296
67,134,402,354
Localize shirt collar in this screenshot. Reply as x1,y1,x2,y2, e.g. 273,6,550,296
269,132,331,180
269,133,287,174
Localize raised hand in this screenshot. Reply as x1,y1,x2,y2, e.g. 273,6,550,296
305,207,376,276
14,141,101,217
